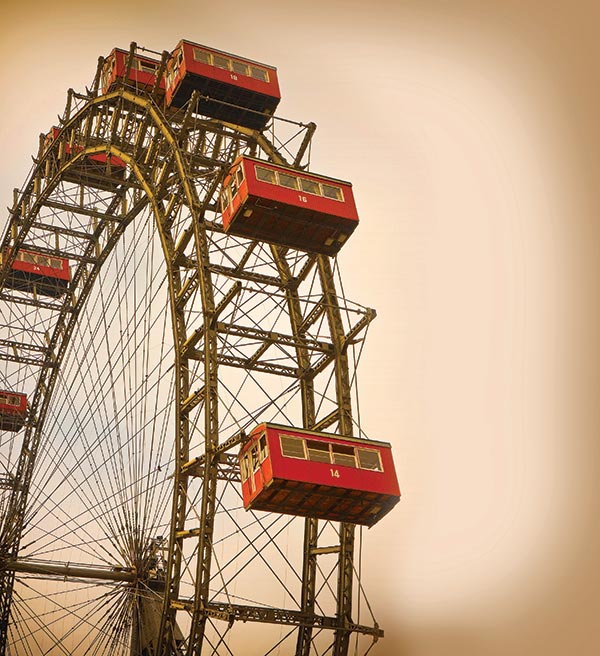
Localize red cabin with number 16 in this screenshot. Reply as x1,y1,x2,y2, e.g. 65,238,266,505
238,423,400,527
221,157,360,256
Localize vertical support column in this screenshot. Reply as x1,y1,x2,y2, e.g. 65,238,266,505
161,333,191,654
296,516,319,655
317,255,355,656
187,215,219,656
146,103,222,656
270,246,319,656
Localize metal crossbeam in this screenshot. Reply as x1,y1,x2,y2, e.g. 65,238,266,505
208,263,284,288
4,559,137,583
168,600,383,638
216,353,300,378
0,291,70,312
181,430,246,476
215,321,334,354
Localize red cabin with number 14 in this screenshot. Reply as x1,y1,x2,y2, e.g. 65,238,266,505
238,423,400,527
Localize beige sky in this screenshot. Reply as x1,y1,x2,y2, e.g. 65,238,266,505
1,1,599,654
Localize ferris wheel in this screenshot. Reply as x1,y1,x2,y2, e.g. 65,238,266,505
0,40,400,655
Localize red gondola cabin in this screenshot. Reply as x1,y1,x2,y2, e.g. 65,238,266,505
165,40,281,130
0,391,27,432
221,157,359,256
238,423,400,527
101,48,165,96
0,248,70,297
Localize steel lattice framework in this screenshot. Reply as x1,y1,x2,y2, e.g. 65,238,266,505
0,45,381,655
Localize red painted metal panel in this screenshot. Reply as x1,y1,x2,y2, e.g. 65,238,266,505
164,45,186,107
243,158,358,221
239,426,273,506
268,425,399,496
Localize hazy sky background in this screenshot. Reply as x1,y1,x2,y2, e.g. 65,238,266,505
1,1,599,654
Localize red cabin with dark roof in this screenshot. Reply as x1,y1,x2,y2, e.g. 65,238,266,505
221,157,359,256
0,391,27,432
165,40,281,130
238,423,400,527
101,48,165,95
1,248,70,298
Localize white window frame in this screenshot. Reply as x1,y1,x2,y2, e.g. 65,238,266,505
240,454,250,482
279,434,307,460
249,65,270,83
258,434,269,462
356,447,384,473
331,443,357,468
320,183,345,202
306,439,333,464
255,165,277,185
253,165,345,203
193,48,212,65
134,58,157,74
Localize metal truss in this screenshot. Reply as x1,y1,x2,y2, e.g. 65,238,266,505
0,46,380,656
